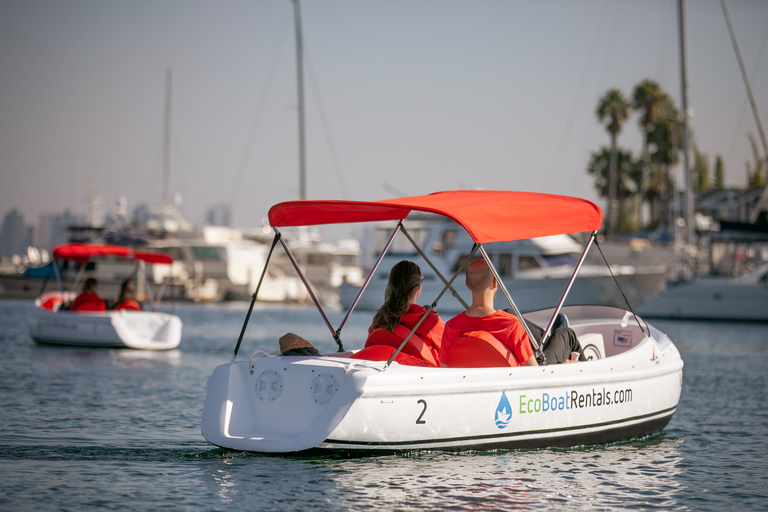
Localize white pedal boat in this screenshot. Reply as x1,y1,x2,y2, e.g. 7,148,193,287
201,191,683,454
27,244,182,350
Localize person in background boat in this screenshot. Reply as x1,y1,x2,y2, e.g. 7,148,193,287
441,260,584,366
352,260,444,367
69,277,106,312
112,280,142,311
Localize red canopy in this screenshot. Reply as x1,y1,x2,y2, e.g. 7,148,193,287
52,244,173,265
132,251,174,265
268,190,603,243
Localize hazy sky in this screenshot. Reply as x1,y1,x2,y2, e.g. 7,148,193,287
1,0,767,232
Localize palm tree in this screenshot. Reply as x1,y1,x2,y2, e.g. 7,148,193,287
646,96,682,229
596,89,631,237
747,133,766,187
587,147,641,233
692,143,711,192
632,80,666,229
714,155,725,189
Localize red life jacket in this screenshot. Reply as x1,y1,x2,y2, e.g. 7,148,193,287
113,300,142,311
444,330,520,368
350,345,432,367
70,292,106,312
362,325,439,367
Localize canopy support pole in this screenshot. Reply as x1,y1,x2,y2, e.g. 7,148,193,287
399,224,470,310
36,263,54,297
385,304,433,367
233,232,282,360
71,262,87,296
154,275,170,311
53,260,63,294
478,245,542,360
539,232,596,355
593,237,648,336
138,260,157,311
277,230,344,352
385,243,480,367
336,222,403,335
429,243,479,308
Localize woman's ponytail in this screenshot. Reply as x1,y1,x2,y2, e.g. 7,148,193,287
371,260,422,332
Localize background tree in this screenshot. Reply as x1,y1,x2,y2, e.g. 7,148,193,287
714,155,725,189
746,133,766,187
596,88,631,237
587,147,641,233
646,95,682,230
642,162,669,230
692,143,711,192
632,80,666,229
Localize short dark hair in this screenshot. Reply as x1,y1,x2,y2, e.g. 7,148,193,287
83,277,98,292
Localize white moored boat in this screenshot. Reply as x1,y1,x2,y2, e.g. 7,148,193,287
638,222,768,322
201,191,683,454
340,218,668,313
27,244,182,350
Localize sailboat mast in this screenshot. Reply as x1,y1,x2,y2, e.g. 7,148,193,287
678,0,694,245
293,0,307,201
720,0,768,222
163,68,173,204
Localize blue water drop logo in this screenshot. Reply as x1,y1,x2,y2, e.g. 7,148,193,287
495,391,512,429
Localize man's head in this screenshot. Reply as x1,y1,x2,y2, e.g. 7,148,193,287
83,277,98,293
465,259,494,292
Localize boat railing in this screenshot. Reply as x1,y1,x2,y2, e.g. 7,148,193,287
230,215,649,367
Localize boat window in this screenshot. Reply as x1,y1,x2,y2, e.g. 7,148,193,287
452,255,482,274
157,247,184,261
541,253,578,267
518,256,541,271
433,228,458,255
334,254,358,266
373,228,427,255
307,253,330,265
192,247,221,261
74,262,97,272
497,254,512,277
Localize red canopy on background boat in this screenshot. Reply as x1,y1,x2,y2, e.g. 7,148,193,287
268,190,603,243
52,244,173,265
132,251,174,265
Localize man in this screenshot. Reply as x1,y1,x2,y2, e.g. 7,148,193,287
440,259,584,366
70,277,106,312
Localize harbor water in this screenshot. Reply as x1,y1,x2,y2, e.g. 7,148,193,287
0,299,766,511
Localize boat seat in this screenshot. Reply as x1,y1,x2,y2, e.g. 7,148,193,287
350,345,432,367
577,332,605,360
39,296,63,311
363,326,438,367
445,330,519,368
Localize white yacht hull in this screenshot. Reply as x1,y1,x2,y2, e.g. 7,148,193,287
27,307,183,350
201,306,683,454
342,271,668,314
638,278,768,321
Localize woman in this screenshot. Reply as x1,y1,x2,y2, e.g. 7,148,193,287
112,280,142,311
352,260,444,367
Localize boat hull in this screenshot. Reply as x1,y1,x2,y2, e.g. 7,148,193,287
341,271,669,314
201,306,683,454
638,279,768,321
27,307,183,350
